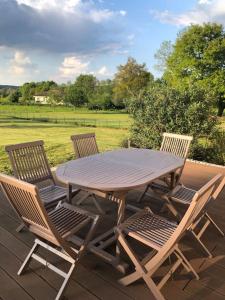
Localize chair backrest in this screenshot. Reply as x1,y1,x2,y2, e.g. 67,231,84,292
148,174,222,269
5,140,54,185
71,133,99,158
212,176,225,200
0,173,76,257
160,133,193,159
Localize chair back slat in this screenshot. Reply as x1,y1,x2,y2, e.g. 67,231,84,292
160,133,193,159
212,176,225,200
5,140,53,185
0,173,87,259
148,174,222,269
71,133,99,158
0,173,50,230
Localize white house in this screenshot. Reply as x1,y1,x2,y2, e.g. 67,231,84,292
33,94,49,104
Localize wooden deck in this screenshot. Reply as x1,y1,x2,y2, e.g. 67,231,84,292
0,160,225,300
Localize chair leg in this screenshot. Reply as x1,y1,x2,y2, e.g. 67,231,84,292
119,270,140,286
55,263,75,300
174,246,199,280
16,223,26,233
117,231,165,300
76,192,105,214
137,185,149,203
92,194,105,214
142,274,166,300
18,240,39,275
162,196,182,221
76,192,90,206
190,230,213,258
18,239,76,300
205,213,224,237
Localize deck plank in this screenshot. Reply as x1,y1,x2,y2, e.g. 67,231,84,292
0,267,33,300
0,160,225,300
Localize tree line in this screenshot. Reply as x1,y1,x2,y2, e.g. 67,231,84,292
1,22,225,116
0,58,153,110
0,22,224,163
127,22,225,165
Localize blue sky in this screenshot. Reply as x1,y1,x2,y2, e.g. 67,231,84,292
0,0,224,85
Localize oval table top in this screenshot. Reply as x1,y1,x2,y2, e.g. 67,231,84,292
56,148,184,192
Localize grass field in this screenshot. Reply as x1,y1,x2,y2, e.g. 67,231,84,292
0,120,128,174
0,105,224,173
0,105,131,128
0,105,130,173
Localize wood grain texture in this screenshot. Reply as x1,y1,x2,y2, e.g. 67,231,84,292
0,160,225,300
56,148,184,192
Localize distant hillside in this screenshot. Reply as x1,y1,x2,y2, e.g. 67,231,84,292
0,85,18,89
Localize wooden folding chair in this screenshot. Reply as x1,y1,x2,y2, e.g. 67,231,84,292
138,132,193,203
0,173,99,300
116,174,222,300
71,133,104,214
5,140,79,231
168,176,225,258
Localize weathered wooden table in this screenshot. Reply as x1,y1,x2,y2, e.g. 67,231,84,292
56,148,184,272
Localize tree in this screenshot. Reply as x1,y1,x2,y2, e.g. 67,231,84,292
19,82,36,103
48,86,64,105
154,41,173,73
113,57,154,106
65,74,98,107
8,89,21,103
164,23,225,116
129,83,217,150
75,74,97,102
35,81,57,94
88,80,114,110
64,84,87,107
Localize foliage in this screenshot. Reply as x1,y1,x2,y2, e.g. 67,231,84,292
192,131,225,165
0,86,18,99
164,23,225,116
65,74,97,107
19,81,57,103
64,84,87,107
129,83,217,149
113,57,154,107
48,87,64,105
75,74,97,99
154,41,173,73
8,90,21,103
19,82,37,103
88,80,114,109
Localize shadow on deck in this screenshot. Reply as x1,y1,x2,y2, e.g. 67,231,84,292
0,160,225,300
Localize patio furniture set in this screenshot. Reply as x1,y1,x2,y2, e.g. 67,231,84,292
0,132,224,300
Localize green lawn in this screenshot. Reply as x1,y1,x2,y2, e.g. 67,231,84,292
0,121,128,174
0,105,131,129
0,105,224,173
0,105,130,120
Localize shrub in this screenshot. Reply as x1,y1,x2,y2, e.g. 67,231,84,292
192,131,225,165
129,83,218,152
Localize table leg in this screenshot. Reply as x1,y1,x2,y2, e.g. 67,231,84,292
170,172,176,189
116,193,126,259
70,190,129,273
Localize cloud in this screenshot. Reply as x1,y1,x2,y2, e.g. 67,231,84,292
96,66,110,76
17,0,81,12
59,56,89,78
57,56,112,81
150,0,225,27
119,10,127,16
9,51,37,75
0,0,126,54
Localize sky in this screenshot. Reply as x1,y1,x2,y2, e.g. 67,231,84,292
0,0,225,85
